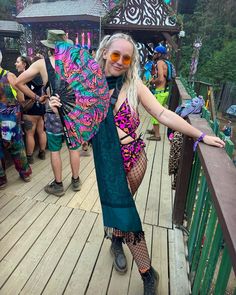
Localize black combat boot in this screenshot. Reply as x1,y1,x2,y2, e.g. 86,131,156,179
141,267,159,295
110,236,127,274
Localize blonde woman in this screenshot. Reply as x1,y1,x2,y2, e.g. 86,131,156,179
49,33,224,295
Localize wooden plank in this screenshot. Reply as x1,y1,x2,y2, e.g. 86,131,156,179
175,78,191,101
0,195,26,223
0,201,48,261
42,211,98,295
158,135,173,228
67,170,97,209
0,205,70,292
20,209,88,295
91,195,102,214
80,181,99,211
64,215,104,295
0,193,16,209
0,198,36,240
152,226,169,295
85,237,113,295
168,227,190,295
144,125,165,225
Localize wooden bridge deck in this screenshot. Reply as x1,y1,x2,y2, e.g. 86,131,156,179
0,107,190,295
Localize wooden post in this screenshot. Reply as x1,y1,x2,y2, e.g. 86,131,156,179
208,85,216,121
175,35,181,76
173,134,194,225
168,80,180,112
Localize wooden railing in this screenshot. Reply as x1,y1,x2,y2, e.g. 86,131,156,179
171,78,236,295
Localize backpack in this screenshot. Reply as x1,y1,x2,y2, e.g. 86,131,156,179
164,60,176,82
151,59,176,82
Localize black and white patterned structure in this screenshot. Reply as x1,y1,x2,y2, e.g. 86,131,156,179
108,0,176,27
103,0,179,66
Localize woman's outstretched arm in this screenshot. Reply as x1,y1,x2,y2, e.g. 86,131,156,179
138,80,225,148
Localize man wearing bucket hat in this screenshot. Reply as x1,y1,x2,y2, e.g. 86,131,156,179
15,29,82,197
40,29,73,49
147,44,169,141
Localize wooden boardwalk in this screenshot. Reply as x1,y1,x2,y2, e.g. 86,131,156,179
0,107,190,295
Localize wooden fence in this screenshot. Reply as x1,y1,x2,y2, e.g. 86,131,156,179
171,78,236,294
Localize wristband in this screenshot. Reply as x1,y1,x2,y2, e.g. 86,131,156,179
193,133,206,151
35,94,40,102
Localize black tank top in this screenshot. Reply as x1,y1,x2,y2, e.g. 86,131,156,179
44,57,76,114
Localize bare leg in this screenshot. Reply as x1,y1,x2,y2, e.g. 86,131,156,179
36,116,47,152
23,115,36,156
69,149,80,179
153,124,161,138
50,151,62,182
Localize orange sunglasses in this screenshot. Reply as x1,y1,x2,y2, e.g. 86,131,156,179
110,52,132,66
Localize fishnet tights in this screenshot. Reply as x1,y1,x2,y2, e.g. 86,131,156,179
126,237,151,273
113,149,151,273
127,149,147,195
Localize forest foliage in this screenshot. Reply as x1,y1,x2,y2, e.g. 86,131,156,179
180,0,236,85
0,0,16,20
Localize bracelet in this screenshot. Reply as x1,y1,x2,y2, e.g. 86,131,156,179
193,132,206,151
35,94,40,102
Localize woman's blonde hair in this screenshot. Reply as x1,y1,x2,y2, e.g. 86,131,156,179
96,33,140,111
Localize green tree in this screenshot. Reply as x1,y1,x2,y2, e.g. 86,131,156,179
200,41,236,84
0,0,16,20
179,0,236,84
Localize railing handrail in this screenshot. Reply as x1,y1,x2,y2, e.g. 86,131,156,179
189,115,236,274
172,78,236,274
194,80,213,87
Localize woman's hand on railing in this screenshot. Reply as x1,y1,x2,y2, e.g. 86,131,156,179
202,135,225,148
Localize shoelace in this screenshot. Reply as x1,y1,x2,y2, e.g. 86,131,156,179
142,275,156,293
112,244,124,255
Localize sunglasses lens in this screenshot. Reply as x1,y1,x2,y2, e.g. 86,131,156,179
110,52,120,62
110,52,132,65
122,55,131,65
